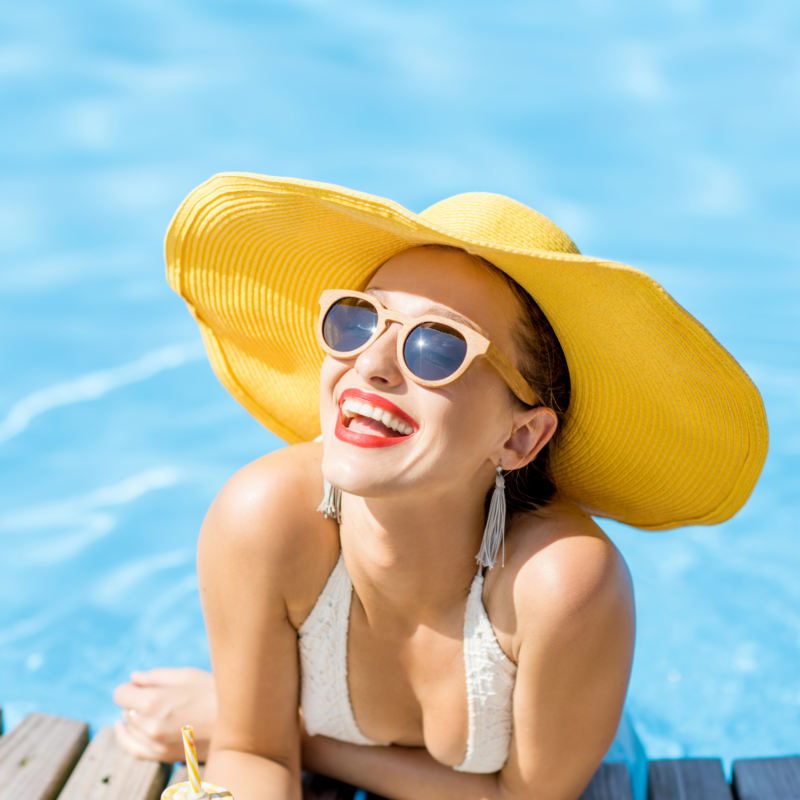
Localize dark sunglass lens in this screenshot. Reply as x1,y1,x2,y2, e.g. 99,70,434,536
323,298,379,352
403,323,468,381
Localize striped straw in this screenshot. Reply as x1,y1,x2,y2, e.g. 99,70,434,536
181,725,206,799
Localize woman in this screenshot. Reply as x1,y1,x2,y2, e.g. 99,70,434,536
114,177,767,800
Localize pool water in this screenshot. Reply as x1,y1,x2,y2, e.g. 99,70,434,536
2,0,799,775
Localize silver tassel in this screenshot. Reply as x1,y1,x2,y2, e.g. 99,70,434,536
317,478,342,523
476,466,506,569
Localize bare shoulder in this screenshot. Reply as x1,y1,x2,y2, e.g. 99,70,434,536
485,501,635,661
198,441,340,626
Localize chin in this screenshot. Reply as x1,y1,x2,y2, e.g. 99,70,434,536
320,439,416,500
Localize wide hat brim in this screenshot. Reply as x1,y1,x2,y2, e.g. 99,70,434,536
165,173,768,530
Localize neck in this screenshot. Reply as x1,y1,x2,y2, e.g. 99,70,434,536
339,484,487,628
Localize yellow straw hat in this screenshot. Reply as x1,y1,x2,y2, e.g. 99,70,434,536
165,173,768,530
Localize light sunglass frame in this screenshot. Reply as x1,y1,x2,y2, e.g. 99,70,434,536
316,289,538,407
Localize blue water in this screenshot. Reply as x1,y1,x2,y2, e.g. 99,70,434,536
2,0,799,774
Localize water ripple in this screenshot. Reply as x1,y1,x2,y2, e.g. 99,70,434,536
0,467,185,563
0,467,185,532
0,342,205,445
0,608,67,648
93,549,194,605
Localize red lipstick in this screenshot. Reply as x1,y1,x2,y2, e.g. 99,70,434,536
334,389,418,448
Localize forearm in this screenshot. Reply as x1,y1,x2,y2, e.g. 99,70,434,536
303,735,505,800
205,748,301,800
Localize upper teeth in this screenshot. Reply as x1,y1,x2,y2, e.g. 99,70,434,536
341,398,415,435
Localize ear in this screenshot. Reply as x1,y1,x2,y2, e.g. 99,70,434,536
494,406,558,471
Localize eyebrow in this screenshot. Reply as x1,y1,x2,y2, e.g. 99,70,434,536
365,287,483,333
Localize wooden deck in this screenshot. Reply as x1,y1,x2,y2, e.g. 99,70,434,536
0,712,798,800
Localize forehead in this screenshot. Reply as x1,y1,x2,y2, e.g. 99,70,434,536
365,247,520,346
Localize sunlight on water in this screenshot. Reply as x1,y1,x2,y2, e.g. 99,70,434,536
1,0,798,773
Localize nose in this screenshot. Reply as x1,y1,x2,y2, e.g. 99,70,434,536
353,322,405,389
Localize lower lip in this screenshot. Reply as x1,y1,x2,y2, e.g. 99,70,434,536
334,410,414,448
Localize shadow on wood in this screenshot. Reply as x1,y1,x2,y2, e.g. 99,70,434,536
732,756,800,800
579,762,633,800
171,766,380,799
171,767,369,799
648,758,732,800
0,713,89,800
169,762,632,800
302,772,364,800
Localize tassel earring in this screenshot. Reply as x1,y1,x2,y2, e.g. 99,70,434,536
476,464,506,569
317,478,342,523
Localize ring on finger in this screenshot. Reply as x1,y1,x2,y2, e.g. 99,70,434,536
126,708,139,720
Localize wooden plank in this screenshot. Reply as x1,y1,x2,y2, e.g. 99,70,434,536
732,756,800,800
648,758,733,800
57,726,170,800
0,713,89,800
579,762,633,800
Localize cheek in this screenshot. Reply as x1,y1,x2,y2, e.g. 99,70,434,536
319,357,346,422
434,367,511,449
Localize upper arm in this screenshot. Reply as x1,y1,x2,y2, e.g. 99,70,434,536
498,532,635,800
197,443,338,769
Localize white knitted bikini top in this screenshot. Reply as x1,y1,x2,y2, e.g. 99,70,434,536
298,553,518,774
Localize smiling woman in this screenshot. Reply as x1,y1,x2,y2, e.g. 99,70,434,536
113,174,767,800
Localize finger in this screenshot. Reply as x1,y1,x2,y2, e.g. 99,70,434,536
114,720,167,762
131,667,191,687
112,682,131,708
112,682,144,710
121,684,178,721
120,719,177,761
113,684,165,719
114,721,142,758
122,705,173,743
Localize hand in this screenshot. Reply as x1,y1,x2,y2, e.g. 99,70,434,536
113,667,217,762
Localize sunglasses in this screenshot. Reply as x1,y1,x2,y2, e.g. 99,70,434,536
317,289,538,406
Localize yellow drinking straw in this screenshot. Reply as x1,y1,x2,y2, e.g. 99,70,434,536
160,725,233,800
182,726,204,798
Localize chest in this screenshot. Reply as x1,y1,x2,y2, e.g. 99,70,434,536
297,557,517,772
347,599,470,766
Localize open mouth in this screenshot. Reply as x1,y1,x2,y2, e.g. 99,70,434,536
335,391,417,447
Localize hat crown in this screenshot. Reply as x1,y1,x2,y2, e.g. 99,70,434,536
419,192,580,256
